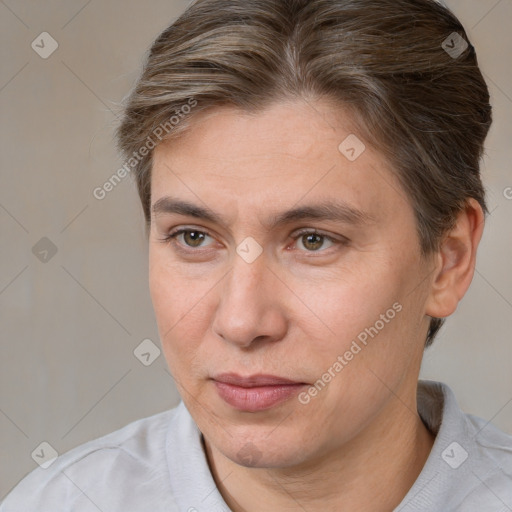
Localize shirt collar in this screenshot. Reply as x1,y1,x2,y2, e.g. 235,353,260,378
397,379,503,511
166,401,231,512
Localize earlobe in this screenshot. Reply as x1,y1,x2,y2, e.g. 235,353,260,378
425,199,485,319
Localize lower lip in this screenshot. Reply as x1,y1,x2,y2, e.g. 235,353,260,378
213,381,306,412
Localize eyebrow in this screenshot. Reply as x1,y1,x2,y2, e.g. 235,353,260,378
151,196,373,229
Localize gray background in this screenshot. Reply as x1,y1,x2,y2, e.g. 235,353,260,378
1,0,511,499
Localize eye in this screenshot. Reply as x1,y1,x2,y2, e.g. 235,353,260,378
160,228,215,249
292,230,343,252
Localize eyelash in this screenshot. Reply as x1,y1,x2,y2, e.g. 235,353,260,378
157,227,348,255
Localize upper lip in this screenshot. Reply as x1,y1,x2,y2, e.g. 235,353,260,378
212,373,304,387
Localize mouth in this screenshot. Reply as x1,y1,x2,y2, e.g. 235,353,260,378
211,373,308,412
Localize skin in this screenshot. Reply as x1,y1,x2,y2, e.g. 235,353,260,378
148,98,484,511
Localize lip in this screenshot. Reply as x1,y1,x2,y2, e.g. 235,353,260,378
212,373,307,412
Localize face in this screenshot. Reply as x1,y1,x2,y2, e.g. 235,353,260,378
149,99,434,469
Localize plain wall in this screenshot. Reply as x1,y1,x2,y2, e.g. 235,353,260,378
1,0,511,499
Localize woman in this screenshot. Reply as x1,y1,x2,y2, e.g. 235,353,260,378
2,0,511,510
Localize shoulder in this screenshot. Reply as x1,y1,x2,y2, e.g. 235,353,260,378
463,411,512,505
412,380,512,511
448,413,512,511
0,406,181,511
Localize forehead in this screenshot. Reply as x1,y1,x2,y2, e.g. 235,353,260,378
150,99,411,227
155,100,360,167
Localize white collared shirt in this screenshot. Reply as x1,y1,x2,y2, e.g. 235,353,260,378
1,380,511,511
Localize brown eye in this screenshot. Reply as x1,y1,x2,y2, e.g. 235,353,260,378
302,233,324,251
162,228,215,250
296,232,335,252
182,230,207,247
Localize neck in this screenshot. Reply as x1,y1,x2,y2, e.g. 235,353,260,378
204,386,435,512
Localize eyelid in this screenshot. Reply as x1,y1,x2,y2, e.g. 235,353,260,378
291,228,348,244
289,228,348,252
161,226,215,246
291,227,342,240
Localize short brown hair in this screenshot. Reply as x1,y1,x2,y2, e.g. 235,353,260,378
116,0,492,346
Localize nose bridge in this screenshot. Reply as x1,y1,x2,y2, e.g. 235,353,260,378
212,251,285,347
223,253,268,319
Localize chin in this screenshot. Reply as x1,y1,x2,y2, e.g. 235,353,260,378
214,429,315,469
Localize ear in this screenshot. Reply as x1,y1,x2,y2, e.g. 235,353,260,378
425,199,485,319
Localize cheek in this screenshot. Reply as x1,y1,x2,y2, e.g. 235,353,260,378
292,271,417,427
292,264,403,346
149,253,214,369
290,258,422,399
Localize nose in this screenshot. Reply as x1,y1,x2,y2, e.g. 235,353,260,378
211,253,288,349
